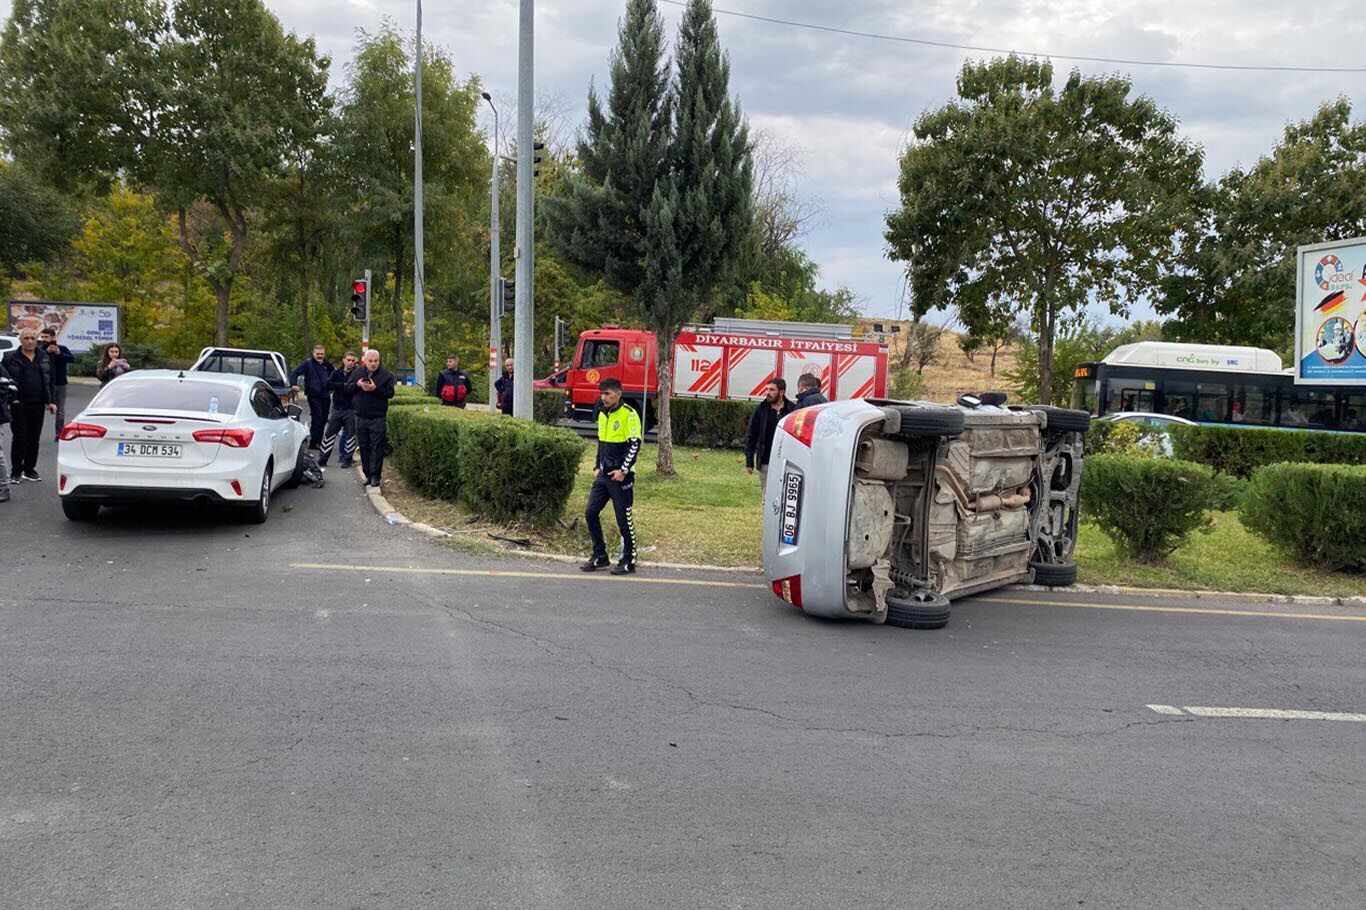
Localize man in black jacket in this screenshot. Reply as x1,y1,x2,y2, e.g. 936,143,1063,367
0,360,14,501
436,355,473,408
794,372,828,410
319,350,359,469
345,348,396,487
494,357,515,415
290,344,334,449
2,329,56,483
39,328,75,440
744,378,795,490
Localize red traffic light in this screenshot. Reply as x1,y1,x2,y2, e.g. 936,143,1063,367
351,280,366,295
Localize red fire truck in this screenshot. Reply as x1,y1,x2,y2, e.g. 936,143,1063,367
560,318,890,427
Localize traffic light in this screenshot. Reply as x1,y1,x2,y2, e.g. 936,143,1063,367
498,276,515,317
349,277,369,322
532,142,544,177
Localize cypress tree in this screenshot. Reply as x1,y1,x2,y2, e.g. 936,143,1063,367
547,0,753,476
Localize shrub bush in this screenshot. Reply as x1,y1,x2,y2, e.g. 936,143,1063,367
1081,454,1217,563
1242,463,1366,570
387,406,586,525
1168,424,1366,478
670,397,752,449
534,389,567,425
389,395,443,408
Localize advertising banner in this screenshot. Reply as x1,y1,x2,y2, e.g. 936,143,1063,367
1296,238,1366,384
8,301,120,353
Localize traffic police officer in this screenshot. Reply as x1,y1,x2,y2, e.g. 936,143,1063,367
581,378,642,575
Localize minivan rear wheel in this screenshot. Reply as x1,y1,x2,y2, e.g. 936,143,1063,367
889,405,965,439
1030,560,1077,587
886,589,952,630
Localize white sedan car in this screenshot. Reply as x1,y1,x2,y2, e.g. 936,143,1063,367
57,370,310,523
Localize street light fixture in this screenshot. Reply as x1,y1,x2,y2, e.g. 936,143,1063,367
482,92,501,381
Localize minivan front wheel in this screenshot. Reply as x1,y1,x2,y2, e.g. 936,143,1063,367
886,589,952,630
1030,560,1077,587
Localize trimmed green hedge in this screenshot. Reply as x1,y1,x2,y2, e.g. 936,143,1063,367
1243,463,1366,570
1168,424,1366,478
1081,454,1216,563
389,395,443,408
387,406,586,525
534,389,567,425
670,397,753,449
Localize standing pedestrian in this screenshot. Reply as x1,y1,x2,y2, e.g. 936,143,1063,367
319,350,360,469
494,357,515,415
39,328,74,439
2,328,56,483
0,360,15,502
794,372,828,410
436,355,472,408
96,343,132,384
581,378,642,576
290,343,334,449
345,349,396,487
745,378,795,490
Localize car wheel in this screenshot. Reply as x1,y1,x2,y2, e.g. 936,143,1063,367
889,405,965,438
248,462,273,524
1028,406,1091,433
287,441,307,488
61,499,100,522
1030,560,1078,587
886,589,952,630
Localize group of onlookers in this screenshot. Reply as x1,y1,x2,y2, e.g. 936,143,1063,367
289,344,398,487
744,372,828,488
0,328,76,497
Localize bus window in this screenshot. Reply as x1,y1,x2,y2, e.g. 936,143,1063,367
1343,394,1366,430
1232,384,1272,425
1110,385,1154,414
1280,391,1337,429
1162,381,1196,419
1073,380,1100,414
1195,383,1229,422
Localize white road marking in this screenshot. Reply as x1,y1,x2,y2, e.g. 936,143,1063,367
1147,705,1366,723
978,596,1366,623
290,562,766,590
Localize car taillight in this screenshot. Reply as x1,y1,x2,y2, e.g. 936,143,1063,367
782,407,821,447
193,427,255,448
58,422,107,441
771,575,803,608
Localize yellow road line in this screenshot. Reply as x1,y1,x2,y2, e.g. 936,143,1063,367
289,562,767,590
975,596,1366,623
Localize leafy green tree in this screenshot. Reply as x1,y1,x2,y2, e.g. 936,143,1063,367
547,0,752,474
333,20,487,371
0,162,79,276
885,56,1203,404
1159,100,1366,351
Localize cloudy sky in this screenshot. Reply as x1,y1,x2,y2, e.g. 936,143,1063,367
4,0,1363,320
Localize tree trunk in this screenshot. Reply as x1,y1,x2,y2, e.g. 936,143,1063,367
298,222,311,348
1038,304,1054,406
655,337,675,477
989,344,998,378
214,280,231,346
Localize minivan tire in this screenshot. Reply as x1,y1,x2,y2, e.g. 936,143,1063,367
1028,406,1091,434
1030,560,1078,587
247,463,272,524
886,589,952,630
287,442,307,488
890,405,965,439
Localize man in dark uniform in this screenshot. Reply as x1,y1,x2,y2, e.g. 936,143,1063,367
581,378,642,576
794,372,828,409
319,350,359,469
290,343,334,449
2,329,55,483
745,378,795,490
345,348,396,487
436,355,472,408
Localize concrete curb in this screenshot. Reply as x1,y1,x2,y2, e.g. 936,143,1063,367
355,471,1366,603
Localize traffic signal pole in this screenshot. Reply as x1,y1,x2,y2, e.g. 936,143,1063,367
412,0,427,389
512,0,534,419
363,269,372,350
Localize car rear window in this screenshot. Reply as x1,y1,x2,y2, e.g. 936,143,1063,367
91,380,242,415
196,352,285,384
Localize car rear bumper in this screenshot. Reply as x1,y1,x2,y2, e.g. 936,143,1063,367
57,452,264,504
63,484,234,505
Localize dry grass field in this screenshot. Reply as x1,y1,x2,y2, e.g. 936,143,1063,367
862,319,1023,403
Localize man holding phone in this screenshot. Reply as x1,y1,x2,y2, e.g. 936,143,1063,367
345,348,396,487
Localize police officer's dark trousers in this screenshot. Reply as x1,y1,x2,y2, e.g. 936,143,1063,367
355,415,388,481
585,474,636,567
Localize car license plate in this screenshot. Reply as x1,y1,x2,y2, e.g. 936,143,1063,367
781,471,802,545
117,442,182,458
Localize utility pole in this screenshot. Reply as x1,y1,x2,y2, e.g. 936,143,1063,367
512,0,534,419
412,0,427,388
481,92,501,380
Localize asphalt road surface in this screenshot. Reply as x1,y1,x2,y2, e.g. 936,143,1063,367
2,385,1363,909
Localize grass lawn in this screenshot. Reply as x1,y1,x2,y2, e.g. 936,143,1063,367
382,443,1366,595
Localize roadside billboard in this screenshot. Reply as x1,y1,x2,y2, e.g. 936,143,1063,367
7,301,120,353
1295,238,1366,384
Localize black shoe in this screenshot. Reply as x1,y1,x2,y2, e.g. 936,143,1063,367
580,556,610,572
9,474,21,485
22,471,40,482
369,479,381,488
339,460,354,468
610,563,636,576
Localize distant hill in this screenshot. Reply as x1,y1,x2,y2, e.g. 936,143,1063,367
857,319,1022,404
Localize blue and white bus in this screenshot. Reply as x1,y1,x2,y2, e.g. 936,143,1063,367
1071,342,1366,432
